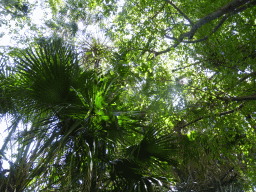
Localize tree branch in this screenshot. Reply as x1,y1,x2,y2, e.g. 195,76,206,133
163,0,194,25
180,103,245,129
184,0,252,39
238,71,256,84
217,94,256,101
150,3,166,20
165,34,209,43
153,0,256,57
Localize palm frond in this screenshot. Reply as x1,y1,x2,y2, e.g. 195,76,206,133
126,126,178,166
14,37,80,107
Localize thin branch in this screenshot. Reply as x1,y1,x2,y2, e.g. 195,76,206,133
184,0,252,39
219,103,245,116
150,3,166,20
153,0,256,57
171,61,201,72
181,15,227,43
238,71,256,83
217,94,256,102
180,102,245,129
164,0,194,25
181,36,209,43
165,34,209,43
211,14,228,34
164,35,177,40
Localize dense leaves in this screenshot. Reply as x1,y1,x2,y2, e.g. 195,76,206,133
0,0,256,191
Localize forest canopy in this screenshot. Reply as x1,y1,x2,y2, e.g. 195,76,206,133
0,0,256,191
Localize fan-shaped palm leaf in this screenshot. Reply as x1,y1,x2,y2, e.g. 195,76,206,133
7,37,129,190
14,37,81,108
126,126,178,166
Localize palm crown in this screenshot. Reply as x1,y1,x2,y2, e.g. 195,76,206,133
0,37,178,191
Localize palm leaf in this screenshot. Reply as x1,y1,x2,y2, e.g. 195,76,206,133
126,126,178,166
14,37,80,107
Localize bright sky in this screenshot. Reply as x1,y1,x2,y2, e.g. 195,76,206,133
0,116,33,170
0,0,106,170
0,0,46,170
0,117,11,169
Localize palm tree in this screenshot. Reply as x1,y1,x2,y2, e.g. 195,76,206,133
0,36,179,191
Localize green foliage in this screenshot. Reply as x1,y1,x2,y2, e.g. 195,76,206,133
48,0,64,15
1,0,256,191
